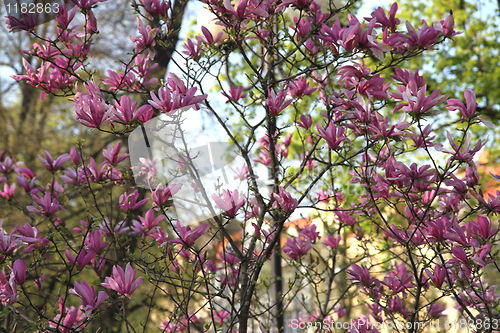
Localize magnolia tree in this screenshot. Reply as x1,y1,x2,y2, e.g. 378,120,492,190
2,0,500,332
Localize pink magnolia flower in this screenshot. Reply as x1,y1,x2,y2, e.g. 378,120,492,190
0,183,16,200
131,54,159,88
179,86,207,110
470,216,498,240
439,131,484,165
69,280,108,317
101,70,137,91
230,164,256,181
425,264,446,289
150,227,169,247
316,120,347,150
55,3,77,29
218,251,241,266
446,89,494,128
140,0,170,18
318,18,342,50
283,133,293,147
409,124,442,149
393,84,448,116
102,142,129,165
424,216,450,242
85,9,98,34
355,74,391,99
159,320,182,333
50,297,86,333
289,17,312,40
66,248,96,270
10,259,26,285
148,86,178,114
6,13,38,32
11,59,50,102
170,220,209,247
88,157,110,182
283,236,313,260
266,89,292,116
324,234,341,248
85,230,109,255
471,243,493,267
0,272,18,305
38,150,70,172
151,183,182,208
464,164,479,187
133,157,158,183
444,217,480,248
73,94,110,128
0,228,22,259
338,13,364,52
212,189,246,218
299,224,320,242
109,96,153,125
470,189,500,214
278,0,313,10
255,152,272,166
27,192,65,216
405,20,440,49
101,263,143,298
199,26,223,46
287,77,316,98
0,156,15,175
450,246,469,266
335,305,347,318
245,197,260,219
119,190,149,212
390,68,427,90
223,0,268,20
13,223,50,253
15,166,35,179
183,38,203,60
443,174,467,198
296,114,313,130
130,17,156,57
222,84,246,103
434,13,459,38
446,89,477,119
130,209,165,236
69,146,82,165
365,2,400,32
273,186,298,213
346,264,376,287
71,0,107,10
428,303,446,319
60,166,89,186
212,310,230,326
381,263,414,296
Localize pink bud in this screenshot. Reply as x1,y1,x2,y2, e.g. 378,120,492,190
12,259,26,285
70,147,82,165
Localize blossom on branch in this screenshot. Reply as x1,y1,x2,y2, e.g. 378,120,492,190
212,189,246,218
101,263,143,298
315,120,347,150
170,220,209,248
283,236,312,260
266,89,292,116
69,280,108,318
273,186,298,214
